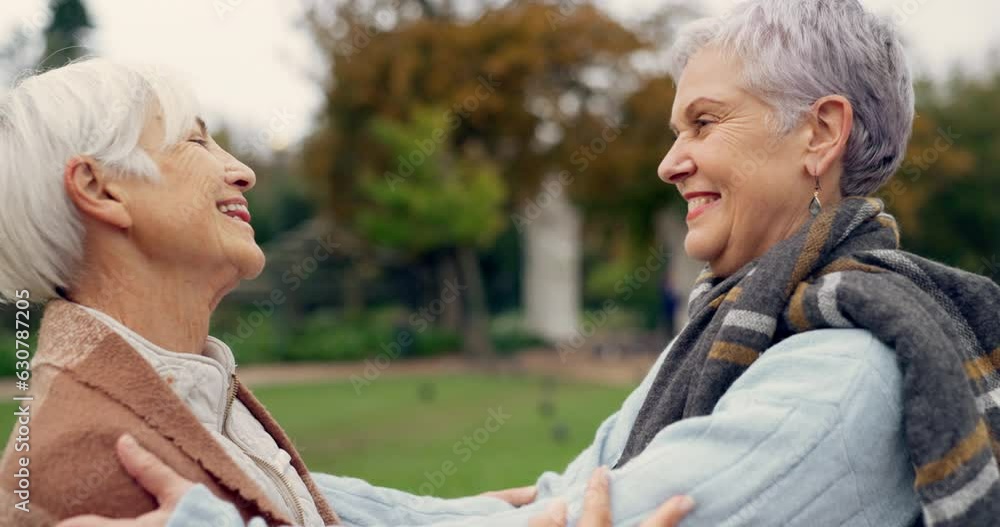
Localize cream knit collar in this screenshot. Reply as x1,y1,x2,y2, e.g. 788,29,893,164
74,303,236,431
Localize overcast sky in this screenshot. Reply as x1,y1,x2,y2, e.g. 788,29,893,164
2,0,997,149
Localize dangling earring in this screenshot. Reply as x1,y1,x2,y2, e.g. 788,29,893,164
809,174,822,217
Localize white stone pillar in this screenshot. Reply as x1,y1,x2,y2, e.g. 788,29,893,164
522,178,582,342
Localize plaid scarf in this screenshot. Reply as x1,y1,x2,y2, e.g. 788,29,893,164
615,197,1000,526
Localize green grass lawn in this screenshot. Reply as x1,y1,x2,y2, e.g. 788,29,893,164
0,374,629,497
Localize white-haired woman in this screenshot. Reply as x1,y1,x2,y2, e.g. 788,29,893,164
120,0,998,525
0,59,690,527
0,57,349,526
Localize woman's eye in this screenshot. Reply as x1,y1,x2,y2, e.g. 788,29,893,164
694,118,715,128
189,138,209,147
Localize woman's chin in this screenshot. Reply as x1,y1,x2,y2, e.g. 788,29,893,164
243,249,266,279
684,232,723,264
225,243,266,280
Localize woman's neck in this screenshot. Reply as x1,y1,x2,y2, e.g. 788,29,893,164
68,260,236,355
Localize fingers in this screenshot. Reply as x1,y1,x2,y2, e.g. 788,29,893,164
481,485,538,506
639,495,696,527
528,500,568,527
115,434,193,503
578,466,612,527
532,467,694,527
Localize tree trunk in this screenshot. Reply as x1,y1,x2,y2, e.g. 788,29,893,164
344,258,366,318
437,251,463,332
455,245,494,360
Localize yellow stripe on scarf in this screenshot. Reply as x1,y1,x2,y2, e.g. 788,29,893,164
964,347,1000,381
915,420,992,488
788,282,812,332
787,208,836,296
708,341,760,367
816,257,885,276
708,287,743,309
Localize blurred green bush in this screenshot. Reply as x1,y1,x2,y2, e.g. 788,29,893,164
0,305,548,377
489,311,547,355
207,305,548,365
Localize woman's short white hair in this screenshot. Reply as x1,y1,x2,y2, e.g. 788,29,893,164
0,58,199,303
669,0,915,197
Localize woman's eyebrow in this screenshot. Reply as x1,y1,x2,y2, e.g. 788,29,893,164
669,96,726,135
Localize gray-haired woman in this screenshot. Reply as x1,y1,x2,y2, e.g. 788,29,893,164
17,0,1000,526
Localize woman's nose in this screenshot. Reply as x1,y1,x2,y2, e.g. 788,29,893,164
657,146,696,185
223,157,256,191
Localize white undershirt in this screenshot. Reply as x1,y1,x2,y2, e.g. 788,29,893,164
75,303,325,526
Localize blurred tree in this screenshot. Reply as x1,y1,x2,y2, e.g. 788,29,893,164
569,75,681,249
37,0,93,70
358,107,507,357
1,0,93,79
879,73,995,276
281,1,708,342
300,0,664,349
302,0,645,220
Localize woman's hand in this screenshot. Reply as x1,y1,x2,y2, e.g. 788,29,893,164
480,484,538,506
529,467,694,527
55,434,194,527
54,437,694,527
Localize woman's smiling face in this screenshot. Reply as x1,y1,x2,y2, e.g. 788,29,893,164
658,46,818,277
117,110,265,286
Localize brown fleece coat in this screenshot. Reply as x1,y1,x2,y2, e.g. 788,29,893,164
0,300,340,526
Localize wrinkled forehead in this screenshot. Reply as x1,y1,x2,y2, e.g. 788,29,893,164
671,47,748,116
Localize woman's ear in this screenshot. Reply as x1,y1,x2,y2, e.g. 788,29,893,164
64,157,132,229
805,95,853,182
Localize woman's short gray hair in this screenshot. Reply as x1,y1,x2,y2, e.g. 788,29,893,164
0,58,199,303
668,0,915,197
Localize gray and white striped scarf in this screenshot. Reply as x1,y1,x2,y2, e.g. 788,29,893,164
615,197,1000,526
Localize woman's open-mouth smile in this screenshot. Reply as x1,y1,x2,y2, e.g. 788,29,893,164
684,191,722,221
216,199,253,231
